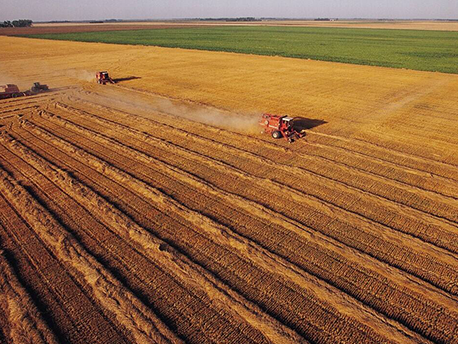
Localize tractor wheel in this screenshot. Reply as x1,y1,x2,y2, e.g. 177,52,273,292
271,131,282,139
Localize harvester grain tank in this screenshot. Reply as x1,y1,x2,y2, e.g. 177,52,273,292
259,113,304,143
96,71,115,84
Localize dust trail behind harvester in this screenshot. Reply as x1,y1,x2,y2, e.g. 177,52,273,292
77,85,261,134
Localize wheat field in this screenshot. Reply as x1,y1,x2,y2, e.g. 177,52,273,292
0,36,457,344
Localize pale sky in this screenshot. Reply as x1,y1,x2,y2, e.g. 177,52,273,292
1,0,457,22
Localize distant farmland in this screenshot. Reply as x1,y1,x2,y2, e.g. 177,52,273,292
24,26,458,74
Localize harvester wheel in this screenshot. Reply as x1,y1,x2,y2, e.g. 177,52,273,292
271,131,282,139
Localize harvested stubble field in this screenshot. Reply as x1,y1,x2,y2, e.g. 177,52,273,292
0,35,458,344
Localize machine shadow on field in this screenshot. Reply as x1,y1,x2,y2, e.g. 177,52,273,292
112,76,141,83
292,117,327,134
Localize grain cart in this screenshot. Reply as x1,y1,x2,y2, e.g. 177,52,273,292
259,113,304,143
96,71,115,85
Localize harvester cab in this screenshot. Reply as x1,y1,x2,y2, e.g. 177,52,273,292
96,71,115,85
259,113,304,143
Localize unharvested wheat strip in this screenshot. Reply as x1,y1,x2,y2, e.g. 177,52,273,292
15,121,456,344
301,141,458,199
306,131,458,181
3,131,425,344
1,132,307,344
0,166,184,344
0,248,60,344
53,101,458,227
37,110,458,274
311,124,458,169
356,130,458,162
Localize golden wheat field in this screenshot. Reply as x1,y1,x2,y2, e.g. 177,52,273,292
0,35,457,344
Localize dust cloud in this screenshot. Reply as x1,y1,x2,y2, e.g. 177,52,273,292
65,69,95,82
80,86,262,135
151,97,261,134
0,71,32,89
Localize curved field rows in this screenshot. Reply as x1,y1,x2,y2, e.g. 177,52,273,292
1,36,458,344
0,135,299,344
0,93,457,342
3,119,416,344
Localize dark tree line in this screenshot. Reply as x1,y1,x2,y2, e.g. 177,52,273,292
0,19,33,28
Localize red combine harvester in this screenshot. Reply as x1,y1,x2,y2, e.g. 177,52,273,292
0,84,24,99
0,82,49,100
96,71,115,85
259,114,304,143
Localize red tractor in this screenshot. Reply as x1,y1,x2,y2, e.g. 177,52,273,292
96,71,115,85
259,114,304,143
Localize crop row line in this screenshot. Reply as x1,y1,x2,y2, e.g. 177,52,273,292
297,142,458,200
0,191,108,344
0,105,40,116
305,131,458,181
